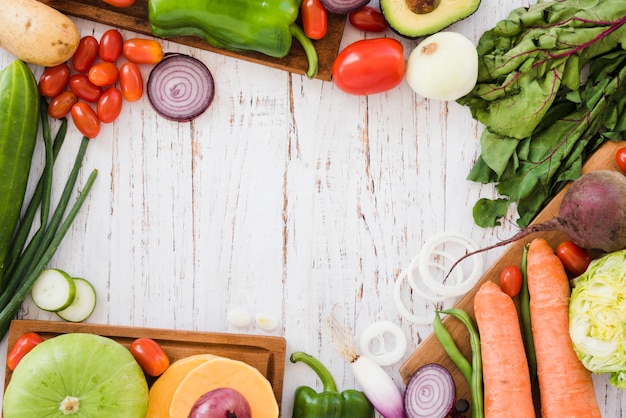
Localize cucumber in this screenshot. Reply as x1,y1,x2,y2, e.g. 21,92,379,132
31,268,76,311
56,277,97,322
0,60,40,285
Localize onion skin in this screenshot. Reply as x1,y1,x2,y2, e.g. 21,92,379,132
188,388,251,418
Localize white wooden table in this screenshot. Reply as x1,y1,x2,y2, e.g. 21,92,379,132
1,0,624,416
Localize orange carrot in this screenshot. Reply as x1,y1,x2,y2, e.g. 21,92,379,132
526,238,601,418
474,281,535,418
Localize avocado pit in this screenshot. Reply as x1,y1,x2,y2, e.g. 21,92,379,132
406,0,441,14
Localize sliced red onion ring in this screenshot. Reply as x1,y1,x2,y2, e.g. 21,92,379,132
320,0,369,14
147,53,214,122
405,363,456,418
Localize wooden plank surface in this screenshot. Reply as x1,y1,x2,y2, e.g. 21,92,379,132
399,140,626,415
4,319,286,406
37,0,346,81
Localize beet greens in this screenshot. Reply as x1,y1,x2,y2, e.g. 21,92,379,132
457,0,626,228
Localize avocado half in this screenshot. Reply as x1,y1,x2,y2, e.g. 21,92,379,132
380,0,481,38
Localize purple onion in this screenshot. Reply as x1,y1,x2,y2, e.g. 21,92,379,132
320,0,369,14
404,363,456,418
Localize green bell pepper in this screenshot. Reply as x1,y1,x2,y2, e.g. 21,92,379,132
147,0,319,78
290,351,374,418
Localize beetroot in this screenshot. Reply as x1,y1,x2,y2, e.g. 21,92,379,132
450,170,626,271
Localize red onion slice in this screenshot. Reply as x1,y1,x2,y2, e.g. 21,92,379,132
147,53,214,122
405,363,456,418
320,0,369,14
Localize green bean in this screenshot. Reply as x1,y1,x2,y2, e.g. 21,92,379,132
440,307,484,418
519,243,537,380
434,309,472,385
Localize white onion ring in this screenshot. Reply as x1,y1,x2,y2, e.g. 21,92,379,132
359,321,408,366
147,53,215,122
393,270,439,325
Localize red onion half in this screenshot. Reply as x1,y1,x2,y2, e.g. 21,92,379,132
320,0,369,14
404,363,456,418
147,53,214,122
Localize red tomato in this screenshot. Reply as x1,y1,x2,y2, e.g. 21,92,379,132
7,332,44,371
129,338,170,377
69,74,103,102
332,38,405,95
615,147,626,174
102,0,136,6
38,63,71,97
88,62,120,86
119,61,144,102
499,265,523,297
48,91,78,119
301,0,328,40
73,35,99,73
99,29,124,62
348,6,387,32
71,102,101,138
97,87,123,123
556,240,592,277
123,39,163,64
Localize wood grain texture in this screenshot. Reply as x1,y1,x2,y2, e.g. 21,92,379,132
37,0,346,80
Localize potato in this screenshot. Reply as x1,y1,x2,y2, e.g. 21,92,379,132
0,0,80,67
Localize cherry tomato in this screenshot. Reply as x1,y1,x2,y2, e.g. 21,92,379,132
69,74,103,102
119,61,144,102
48,91,78,119
7,332,44,371
97,87,123,123
348,6,388,32
99,29,124,62
71,102,101,138
38,63,71,97
556,240,592,277
301,0,328,40
129,337,170,377
88,62,120,86
102,0,136,6
615,147,626,174
332,38,405,95
499,265,523,298
73,35,99,73
123,39,163,64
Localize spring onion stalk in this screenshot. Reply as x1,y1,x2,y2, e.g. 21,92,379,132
326,314,406,418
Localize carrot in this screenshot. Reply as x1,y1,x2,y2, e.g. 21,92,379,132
474,281,535,418
526,238,601,418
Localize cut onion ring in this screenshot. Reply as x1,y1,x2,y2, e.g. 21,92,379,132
147,53,215,122
405,363,456,418
359,321,408,366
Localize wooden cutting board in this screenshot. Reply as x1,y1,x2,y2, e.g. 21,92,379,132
37,0,346,81
400,140,626,415
4,319,286,407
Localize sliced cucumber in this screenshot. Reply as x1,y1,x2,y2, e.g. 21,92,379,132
31,269,76,312
56,278,97,322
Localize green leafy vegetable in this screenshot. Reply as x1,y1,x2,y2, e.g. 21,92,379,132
458,0,626,227
569,249,626,389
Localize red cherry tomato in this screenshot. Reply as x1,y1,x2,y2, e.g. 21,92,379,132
499,265,523,297
73,35,99,73
7,332,44,371
97,87,123,123
69,74,103,102
332,38,405,95
71,102,101,138
301,0,328,40
102,0,136,6
38,63,71,97
615,147,626,174
348,6,387,32
123,39,163,64
88,62,120,86
48,91,78,119
129,337,170,377
556,240,592,277
99,29,124,62
119,61,144,102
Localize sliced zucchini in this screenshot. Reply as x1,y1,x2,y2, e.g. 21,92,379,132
56,277,97,322
31,269,76,312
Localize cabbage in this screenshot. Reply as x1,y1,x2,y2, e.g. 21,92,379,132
569,249,626,388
